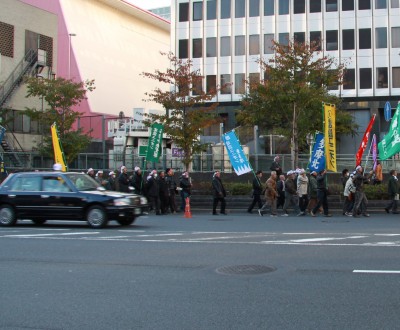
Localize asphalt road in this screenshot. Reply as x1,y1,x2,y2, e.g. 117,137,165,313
1,212,400,330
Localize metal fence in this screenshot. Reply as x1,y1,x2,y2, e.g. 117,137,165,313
2,151,400,173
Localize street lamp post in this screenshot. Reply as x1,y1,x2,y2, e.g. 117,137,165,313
306,133,315,162
68,33,76,79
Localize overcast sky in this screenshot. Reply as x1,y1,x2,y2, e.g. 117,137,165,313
126,0,171,10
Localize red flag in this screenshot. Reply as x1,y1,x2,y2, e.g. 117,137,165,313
356,114,376,167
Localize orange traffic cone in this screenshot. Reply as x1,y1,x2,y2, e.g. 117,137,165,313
183,197,192,218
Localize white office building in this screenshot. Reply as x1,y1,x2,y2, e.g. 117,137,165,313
171,0,400,153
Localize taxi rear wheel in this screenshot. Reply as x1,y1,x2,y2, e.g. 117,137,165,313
0,205,17,226
86,206,108,228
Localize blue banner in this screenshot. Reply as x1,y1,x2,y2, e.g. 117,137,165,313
222,131,252,176
309,133,326,172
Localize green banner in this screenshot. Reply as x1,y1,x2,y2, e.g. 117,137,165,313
146,123,164,162
378,103,400,160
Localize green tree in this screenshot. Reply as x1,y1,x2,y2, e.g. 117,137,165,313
237,40,357,168
24,77,95,165
141,52,224,171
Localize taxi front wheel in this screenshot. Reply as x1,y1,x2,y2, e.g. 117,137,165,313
0,205,17,226
86,205,108,228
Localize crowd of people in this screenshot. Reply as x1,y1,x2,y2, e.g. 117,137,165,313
85,165,192,216
73,154,397,217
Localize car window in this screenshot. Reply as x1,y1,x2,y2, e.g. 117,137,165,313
9,176,41,191
43,176,71,192
65,173,99,191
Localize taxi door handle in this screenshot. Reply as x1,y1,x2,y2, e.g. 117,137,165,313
41,195,50,198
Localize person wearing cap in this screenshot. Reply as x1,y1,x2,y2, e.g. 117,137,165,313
247,170,263,214
53,163,63,171
259,171,278,217
105,171,117,191
95,170,104,186
352,165,372,217
118,165,131,193
297,169,309,216
212,171,227,215
146,170,161,215
343,172,356,216
132,166,145,195
165,168,178,213
282,171,300,216
87,168,95,179
311,169,332,217
179,171,192,212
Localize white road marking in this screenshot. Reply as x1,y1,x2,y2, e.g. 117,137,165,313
353,270,400,274
136,233,183,237
3,232,99,237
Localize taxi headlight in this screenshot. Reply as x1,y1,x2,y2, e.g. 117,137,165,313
140,197,147,205
113,198,131,206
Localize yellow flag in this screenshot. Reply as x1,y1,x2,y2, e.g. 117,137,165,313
324,103,337,172
50,123,67,172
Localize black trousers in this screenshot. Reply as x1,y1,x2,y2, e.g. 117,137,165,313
213,197,226,214
312,190,329,215
248,194,262,211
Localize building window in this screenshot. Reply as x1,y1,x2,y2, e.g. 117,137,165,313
207,0,217,20
343,69,355,89
327,70,339,90
206,75,216,93
359,68,372,89
294,32,305,44
179,39,189,59
342,29,355,50
310,0,322,12
249,0,260,17
179,3,189,22
264,0,274,15
235,73,245,94
392,0,400,8
193,2,203,21
235,0,246,17
279,0,289,15
221,36,231,56
249,35,260,55
192,76,203,95
310,31,322,50
279,33,289,46
326,30,338,50
377,67,388,88
264,34,274,54
193,38,203,58
0,21,14,58
221,74,232,94
249,73,260,90
359,28,371,49
235,35,245,56
206,37,217,57
342,0,355,10
393,67,400,88
326,0,338,11
221,0,231,18
375,0,387,8
294,0,306,13
375,27,387,48
392,27,400,48
359,0,371,10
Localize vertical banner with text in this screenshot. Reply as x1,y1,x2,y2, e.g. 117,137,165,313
50,123,68,171
308,132,326,173
378,103,400,160
222,130,252,175
146,123,164,162
324,103,337,172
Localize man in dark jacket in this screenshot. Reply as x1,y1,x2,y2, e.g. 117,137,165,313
352,165,372,217
158,171,170,214
105,171,116,191
146,170,161,215
385,169,399,214
247,170,263,213
276,174,286,209
165,168,178,213
118,166,131,193
282,171,300,216
179,171,192,212
270,156,282,177
131,166,145,195
212,171,226,215
311,169,331,217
